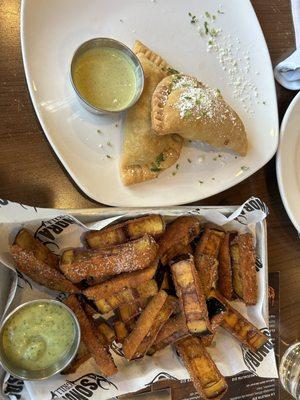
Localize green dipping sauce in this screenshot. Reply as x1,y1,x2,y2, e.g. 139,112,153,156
73,47,137,111
2,302,75,371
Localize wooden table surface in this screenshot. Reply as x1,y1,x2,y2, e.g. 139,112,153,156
0,1,299,399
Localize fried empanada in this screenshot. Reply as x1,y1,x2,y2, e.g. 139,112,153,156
152,74,247,156
120,41,183,185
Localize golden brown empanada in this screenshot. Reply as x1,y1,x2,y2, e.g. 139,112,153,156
151,74,247,156
120,41,183,186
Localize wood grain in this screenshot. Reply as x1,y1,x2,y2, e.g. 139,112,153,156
0,1,299,399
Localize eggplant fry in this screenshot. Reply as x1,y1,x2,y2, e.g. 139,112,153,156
133,296,177,358
230,233,257,305
208,290,268,352
83,262,157,301
61,342,91,375
118,298,148,324
176,336,228,400
158,217,200,265
123,291,168,360
11,230,79,293
194,253,219,297
14,229,59,268
98,322,116,345
171,255,211,335
150,314,189,353
60,234,158,283
85,215,165,249
94,279,158,314
114,321,130,343
197,226,225,258
217,232,236,300
65,295,117,376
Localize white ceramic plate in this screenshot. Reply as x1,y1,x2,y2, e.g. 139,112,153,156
276,91,300,232
21,0,278,207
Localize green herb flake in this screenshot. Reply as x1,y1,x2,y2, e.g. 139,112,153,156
213,157,217,161
200,110,208,117
195,98,201,105
150,166,161,172
97,129,102,134
241,165,249,171
205,11,211,18
184,110,192,118
107,141,113,147
217,10,224,14
106,155,112,159
155,153,165,165
188,140,192,143
199,180,204,184
115,123,118,127
212,14,216,20
210,28,219,37
218,154,222,158
176,163,179,170
216,88,221,96
172,171,177,176
263,101,266,105
204,21,209,35
208,39,214,46
167,67,180,74
188,12,197,24
187,158,192,163
184,96,192,100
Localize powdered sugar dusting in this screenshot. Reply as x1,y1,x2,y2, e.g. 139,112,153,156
174,86,237,125
171,75,198,90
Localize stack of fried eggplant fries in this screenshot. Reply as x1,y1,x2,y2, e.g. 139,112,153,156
11,214,268,400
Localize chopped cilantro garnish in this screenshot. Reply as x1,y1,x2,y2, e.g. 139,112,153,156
97,129,102,133
150,166,161,172
213,157,217,161
263,101,266,105
195,98,201,105
204,21,209,35
199,180,204,184
210,28,219,37
212,14,216,20
187,158,192,163
176,163,179,170
107,141,113,147
172,171,177,176
184,110,192,118
155,153,165,164
184,96,192,100
208,39,214,46
106,155,112,159
167,67,179,74
241,165,249,171
217,10,224,14
216,88,221,96
150,153,165,173
218,154,222,158
205,11,211,18
200,110,208,117
188,12,197,24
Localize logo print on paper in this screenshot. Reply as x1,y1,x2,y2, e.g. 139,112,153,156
242,328,274,374
50,373,117,399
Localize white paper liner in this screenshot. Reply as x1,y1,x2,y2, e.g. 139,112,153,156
0,197,277,400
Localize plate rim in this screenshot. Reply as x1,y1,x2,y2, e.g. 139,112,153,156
20,0,279,207
276,91,300,233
